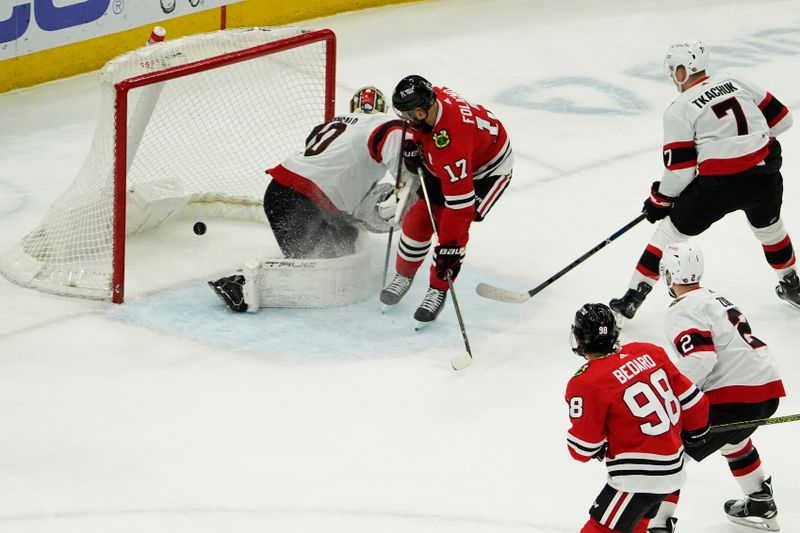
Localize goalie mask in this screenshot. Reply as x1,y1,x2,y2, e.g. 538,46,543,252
570,303,620,358
664,39,708,87
350,86,386,114
660,242,704,297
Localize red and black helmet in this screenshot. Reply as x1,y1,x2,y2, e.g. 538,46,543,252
350,86,386,114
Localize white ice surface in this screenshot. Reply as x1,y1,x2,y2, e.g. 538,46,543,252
1,1,799,531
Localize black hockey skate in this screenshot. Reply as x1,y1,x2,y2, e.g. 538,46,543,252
208,275,248,312
609,282,653,320
414,287,447,329
775,270,800,310
723,477,779,531
380,274,413,306
648,517,677,533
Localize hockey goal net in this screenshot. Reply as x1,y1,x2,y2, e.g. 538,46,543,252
0,27,335,302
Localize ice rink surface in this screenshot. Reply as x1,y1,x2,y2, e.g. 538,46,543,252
1,0,799,531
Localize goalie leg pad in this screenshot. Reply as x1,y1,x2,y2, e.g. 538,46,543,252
252,252,372,308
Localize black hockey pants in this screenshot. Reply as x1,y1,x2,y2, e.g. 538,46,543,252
263,180,358,259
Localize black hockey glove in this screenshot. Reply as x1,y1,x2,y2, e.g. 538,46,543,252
434,244,466,280
681,423,710,450
593,443,608,462
402,140,422,173
642,181,675,223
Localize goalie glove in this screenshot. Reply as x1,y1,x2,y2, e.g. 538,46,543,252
377,173,419,227
353,182,394,233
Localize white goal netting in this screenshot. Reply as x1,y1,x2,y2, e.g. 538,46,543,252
1,27,334,301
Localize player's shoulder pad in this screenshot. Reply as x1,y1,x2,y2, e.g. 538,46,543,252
622,341,666,356
572,362,590,378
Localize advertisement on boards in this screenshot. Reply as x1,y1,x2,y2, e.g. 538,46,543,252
0,0,243,61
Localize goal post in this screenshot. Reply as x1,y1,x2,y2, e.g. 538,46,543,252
1,27,336,303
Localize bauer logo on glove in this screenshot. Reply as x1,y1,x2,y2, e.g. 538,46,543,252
434,244,466,279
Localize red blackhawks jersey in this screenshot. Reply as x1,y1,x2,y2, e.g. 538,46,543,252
412,86,512,247
659,74,793,198
664,287,785,405
267,113,411,213
565,342,709,494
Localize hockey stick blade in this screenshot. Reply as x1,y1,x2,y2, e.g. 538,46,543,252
451,353,472,371
476,213,647,304
475,282,531,303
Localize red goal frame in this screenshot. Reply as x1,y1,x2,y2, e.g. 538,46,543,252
110,29,336,303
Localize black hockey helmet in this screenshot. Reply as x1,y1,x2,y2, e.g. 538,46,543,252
392,75,436,114
570,303,620,358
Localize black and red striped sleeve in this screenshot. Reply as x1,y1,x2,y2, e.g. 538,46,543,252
759,92,790,130
672,328,714,357
663,141,697,171
659,107,698,197
368,119,406,163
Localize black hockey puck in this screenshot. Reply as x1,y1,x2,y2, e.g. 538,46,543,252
193,221,207,235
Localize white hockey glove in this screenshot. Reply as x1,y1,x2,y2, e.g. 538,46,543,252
353,182,394,234
377,173,418,227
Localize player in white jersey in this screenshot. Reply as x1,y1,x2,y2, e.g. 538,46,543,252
264,86,416,259
209,86,417,311
610,40,799,320
646,242,784,533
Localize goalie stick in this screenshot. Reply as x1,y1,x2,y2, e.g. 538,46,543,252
416,167,473,371
709,413,800,434
476,213,647,303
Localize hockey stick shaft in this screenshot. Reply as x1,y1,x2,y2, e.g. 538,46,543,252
417,167,473,370
477,213,647,303
382,228,394,287
708,413,800,434
381,123,408,287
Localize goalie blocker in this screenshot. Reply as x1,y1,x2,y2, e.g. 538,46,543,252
209,252,373,311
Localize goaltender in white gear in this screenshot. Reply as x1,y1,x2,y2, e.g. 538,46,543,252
209,86,418,311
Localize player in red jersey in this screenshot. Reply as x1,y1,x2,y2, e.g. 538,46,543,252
379,75,514,327
610,40,797,320
565,303,709,533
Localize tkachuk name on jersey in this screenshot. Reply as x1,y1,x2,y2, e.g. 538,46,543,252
691,81,738,109
612,354,657,384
